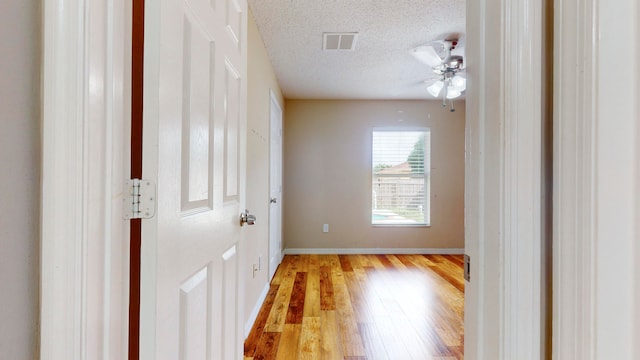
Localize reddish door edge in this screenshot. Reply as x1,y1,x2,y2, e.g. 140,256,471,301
129,1,144,359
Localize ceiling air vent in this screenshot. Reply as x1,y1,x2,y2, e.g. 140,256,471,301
323,32,358,51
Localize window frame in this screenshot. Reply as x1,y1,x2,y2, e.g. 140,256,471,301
371,127,431,227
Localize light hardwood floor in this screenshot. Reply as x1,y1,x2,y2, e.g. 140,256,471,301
244,254,464,360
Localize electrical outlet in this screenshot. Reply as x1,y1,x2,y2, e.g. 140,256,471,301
323,224,329,233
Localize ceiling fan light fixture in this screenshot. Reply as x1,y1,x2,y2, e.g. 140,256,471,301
415,38,466,103
427,80,444,97
451,75,466,89
446,89,462,99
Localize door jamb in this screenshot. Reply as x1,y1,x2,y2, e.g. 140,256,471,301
464,0,546,358
40,1,131,359
553,0,640,358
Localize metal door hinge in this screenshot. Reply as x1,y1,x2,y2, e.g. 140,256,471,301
464,254,471,282
124,179,156,219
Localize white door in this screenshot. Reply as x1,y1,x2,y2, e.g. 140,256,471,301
140,0,247,359
268,92,283,280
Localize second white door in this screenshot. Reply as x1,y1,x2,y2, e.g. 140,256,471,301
269,92,283,280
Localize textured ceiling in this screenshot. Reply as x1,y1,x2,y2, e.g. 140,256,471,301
248,0,466,100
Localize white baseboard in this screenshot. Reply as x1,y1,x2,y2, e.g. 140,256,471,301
244,283,270,339
283,248,465,255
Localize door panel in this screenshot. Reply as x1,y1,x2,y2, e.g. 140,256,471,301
221,245,239,360
179,265,209,359
224,61,241,201
141,0,246,358
181,12,215,212
226,0,242,47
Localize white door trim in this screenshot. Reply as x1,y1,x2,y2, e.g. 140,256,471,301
41,1,130,359
553,0,640,358
553,0,598,357
500,0,544,358
465,0,545,358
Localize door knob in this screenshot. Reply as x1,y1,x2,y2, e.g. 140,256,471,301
240,209,256,226
270,197,277,204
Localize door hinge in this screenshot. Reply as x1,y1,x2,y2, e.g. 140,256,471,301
464,254,471,282
124,178,156,219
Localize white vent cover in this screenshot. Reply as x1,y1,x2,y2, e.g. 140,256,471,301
323,32,358,51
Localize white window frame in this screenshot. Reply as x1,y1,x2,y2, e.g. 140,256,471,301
371,128,431,226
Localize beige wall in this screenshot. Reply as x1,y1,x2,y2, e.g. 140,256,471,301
283,100,465,250
243,10,284,333
0,0,41,358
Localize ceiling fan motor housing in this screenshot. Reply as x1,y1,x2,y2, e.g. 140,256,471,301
432,55,464,75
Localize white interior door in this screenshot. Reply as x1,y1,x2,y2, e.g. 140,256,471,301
268,92,283,280
140,0,247,359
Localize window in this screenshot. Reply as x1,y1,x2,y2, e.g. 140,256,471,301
372,130,430,225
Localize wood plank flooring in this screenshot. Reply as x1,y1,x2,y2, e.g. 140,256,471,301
244,254,464,360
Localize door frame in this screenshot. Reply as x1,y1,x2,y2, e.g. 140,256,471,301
40,0,131,359
465,0,640,359
553,0,640,358
464,0,547,358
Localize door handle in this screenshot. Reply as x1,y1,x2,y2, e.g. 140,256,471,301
270,197,277,204
240,209,256,226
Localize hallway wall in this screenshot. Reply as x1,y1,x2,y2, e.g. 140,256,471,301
244,9,284,334
0,0,41,358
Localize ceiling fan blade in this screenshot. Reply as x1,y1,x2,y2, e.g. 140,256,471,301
410,45,443,68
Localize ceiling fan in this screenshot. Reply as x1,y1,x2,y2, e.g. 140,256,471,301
411,38,466,111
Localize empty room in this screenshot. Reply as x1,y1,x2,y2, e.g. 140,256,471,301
244,1,465,359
